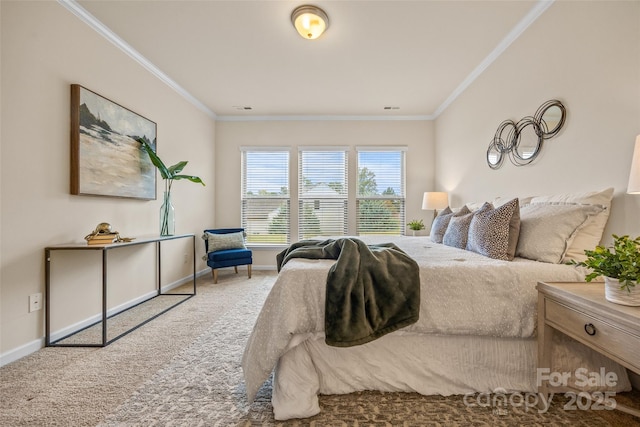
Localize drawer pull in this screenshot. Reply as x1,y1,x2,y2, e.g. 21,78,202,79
584,323,597,336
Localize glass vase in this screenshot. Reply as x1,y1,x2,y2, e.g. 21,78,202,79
160,191,175,236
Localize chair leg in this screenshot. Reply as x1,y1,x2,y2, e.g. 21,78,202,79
234,266,239,274
212,268,218,284
248,264,252,279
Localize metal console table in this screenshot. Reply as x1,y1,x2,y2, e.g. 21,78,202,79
45,234,196,347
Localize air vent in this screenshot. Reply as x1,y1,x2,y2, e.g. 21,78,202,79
383,106,400,110
233,106,253,110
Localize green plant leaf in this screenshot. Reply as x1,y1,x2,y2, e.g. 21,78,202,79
137,138,205,186
173,174,205,185
407,219,425,231
168,161,188,176
137,138,170,179
575,234,640,290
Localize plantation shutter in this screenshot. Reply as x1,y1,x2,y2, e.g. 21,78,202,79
356,147,406,235
298,148,348,240
241,148,290,245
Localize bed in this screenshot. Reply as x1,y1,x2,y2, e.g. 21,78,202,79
241,188,632,420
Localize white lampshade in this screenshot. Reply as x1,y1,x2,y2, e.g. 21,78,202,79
628,135,640,194
422,192,449,210
291,5,329,40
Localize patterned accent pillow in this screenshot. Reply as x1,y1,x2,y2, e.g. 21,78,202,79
467,198,520,260
429,206,453,243
205,231,246,252
442,205,485,249
430,206,472,243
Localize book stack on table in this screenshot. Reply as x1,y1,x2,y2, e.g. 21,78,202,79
86,233,117,245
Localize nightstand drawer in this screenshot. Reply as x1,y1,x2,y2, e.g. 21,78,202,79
545,299,640,372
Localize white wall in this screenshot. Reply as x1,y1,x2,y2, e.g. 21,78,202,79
435,0,640,242
215,120,434,267
0,1,215,361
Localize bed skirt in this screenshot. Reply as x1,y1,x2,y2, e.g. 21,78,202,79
271,332,631,420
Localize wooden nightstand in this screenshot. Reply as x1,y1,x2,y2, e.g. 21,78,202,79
537,281,640,417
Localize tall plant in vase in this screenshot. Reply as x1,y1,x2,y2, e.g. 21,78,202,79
138,138,205,236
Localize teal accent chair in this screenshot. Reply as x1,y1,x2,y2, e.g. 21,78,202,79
203,228,252,284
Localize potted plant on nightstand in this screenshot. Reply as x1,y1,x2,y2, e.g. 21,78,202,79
407,219,425,237
573,234,640,306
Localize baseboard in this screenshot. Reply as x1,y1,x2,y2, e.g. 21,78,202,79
0,338,45,367
0,269,209,368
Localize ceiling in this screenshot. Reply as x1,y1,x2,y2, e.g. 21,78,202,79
72,0,547,119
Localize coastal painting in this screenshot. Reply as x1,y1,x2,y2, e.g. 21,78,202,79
70,85,157,199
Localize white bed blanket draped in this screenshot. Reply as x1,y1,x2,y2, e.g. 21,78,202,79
242,236,589,402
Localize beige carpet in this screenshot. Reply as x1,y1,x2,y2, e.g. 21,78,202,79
1,270,638,426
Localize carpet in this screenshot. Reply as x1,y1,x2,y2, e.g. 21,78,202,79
54,294,192,346
1,270,638,426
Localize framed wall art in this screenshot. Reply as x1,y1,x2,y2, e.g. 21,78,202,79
70,84,157,199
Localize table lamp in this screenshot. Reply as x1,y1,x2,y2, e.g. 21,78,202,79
422,191,449,220
627,135,640,194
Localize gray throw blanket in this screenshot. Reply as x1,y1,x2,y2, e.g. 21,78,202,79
276,238,420,347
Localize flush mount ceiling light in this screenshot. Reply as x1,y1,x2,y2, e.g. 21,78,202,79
291,5,329,40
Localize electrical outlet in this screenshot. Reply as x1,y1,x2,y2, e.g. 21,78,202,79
29,293,42,312
183,253,189,264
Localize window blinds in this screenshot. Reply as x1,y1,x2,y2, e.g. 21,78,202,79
298,149,348,239
241,149,290,244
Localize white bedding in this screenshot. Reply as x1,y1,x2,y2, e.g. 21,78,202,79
241,236,630,419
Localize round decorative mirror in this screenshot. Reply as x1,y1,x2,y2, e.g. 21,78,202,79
534,100,566,139
487,99,566,169
493,120,516,152
511,118,543,165
487,120,516,169
487,141,503,169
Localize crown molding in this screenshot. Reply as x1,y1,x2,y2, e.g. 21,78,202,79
59,0,553,123
57,0,216,120
432,0,555,118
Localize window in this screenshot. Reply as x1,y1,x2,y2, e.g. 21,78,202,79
298,148,348,239
356,147,406,235
241,148,290,244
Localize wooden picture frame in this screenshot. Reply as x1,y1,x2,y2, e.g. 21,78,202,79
70,84,157,200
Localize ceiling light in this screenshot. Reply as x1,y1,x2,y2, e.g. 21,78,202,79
291,5,329,40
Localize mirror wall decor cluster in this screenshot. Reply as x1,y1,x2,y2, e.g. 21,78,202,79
487,99,566,169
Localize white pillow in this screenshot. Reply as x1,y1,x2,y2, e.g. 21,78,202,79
465,201,486,212
527,188,613,262
516,203,604,263
493,196,533,207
